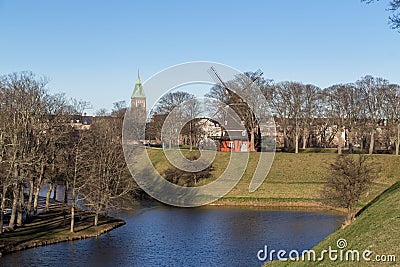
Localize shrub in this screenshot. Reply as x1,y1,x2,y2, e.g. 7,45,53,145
322,154,379,223
163,154,213,186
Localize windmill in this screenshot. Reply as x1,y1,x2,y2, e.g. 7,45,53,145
207,66,265,152
208,66,232,96
208,66,263,95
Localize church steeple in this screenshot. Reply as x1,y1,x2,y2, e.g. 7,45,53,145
131,68,146,122
132,69,145,98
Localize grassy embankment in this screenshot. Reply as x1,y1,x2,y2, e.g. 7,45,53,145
147,149,400,210
0,202,125,256
266,181,400,266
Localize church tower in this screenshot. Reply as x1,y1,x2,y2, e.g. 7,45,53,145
131,70,146,121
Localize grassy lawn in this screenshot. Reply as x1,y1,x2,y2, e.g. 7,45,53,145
266,181,400,266
147,149,400,208
0,203,125,255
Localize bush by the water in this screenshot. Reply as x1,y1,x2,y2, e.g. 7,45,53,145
163,154,212,186
322,154,379,223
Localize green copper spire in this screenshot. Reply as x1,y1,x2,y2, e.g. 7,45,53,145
131,69,145,98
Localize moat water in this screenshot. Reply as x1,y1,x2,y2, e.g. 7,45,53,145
1,203,343,267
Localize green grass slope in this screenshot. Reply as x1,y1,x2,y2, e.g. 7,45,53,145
267,181,400,266
147,150,400,208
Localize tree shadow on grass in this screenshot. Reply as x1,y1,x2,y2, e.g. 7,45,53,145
356,181,400,217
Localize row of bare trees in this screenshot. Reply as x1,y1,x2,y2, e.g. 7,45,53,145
264,75,400,155
146,74,400,155
147,91,203,150
206,73,400,155
0,72,136,234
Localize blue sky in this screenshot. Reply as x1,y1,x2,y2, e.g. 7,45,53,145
1,0,399,113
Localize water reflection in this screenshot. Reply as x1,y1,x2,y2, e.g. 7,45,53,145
0,206,344,267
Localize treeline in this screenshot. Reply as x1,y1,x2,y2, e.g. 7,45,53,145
146,73,400,155
208,73,400,155
0,72,136,233
264,75,400,154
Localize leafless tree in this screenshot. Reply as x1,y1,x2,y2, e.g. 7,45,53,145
300,84,322,149
324,84,351,154
112,100,127,118
82,117,134,226
382,83,400,155
357,76,388,154
152,91,196,149
363,0,400,30
323,155,378,222
209,72,273,151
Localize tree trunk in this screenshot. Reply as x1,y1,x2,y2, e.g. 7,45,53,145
283,121,288,151
347,129,353,149
33,162,45,214
64,180,69,204
45,183,53,212
369,130,375,155
189,121,193,151
294,123,299,154
70,204,75,233
17,184,24,226
337,129,343,155
33,184,40,215
0,185,6,233
9,183,19,230
250,129,255,152
396,124,400,156
26,179,34,219
0,210,3,234
94,212,99,226
302,130,307,150
53,183,57,201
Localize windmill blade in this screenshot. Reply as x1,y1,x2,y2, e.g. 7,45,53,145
252,69,264,82
208,66,232,96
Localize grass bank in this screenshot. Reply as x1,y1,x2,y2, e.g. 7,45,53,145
0,203,125,256
147,150,400,209
266,181,400,266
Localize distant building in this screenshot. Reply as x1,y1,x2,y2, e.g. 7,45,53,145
129,70,147,143
219,108,250,152
70,112,92,130
130,70,146,122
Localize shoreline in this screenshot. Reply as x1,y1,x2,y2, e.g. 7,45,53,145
0,220,125,257
210,199,347,215
0,201,126,257
0,195,365,257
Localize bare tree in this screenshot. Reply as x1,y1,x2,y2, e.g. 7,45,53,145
269,82,304,153
324,84,352,154
67,128,88,232
0,72,51,228
155,91,194,114
152,91,196,149
111,100,127,118
323,155,378,222
382,83,400,155
357,76,388,154
363,0,400,30
266,83,290,151
82,117,134,226
300,84,322,149
209,71,272,151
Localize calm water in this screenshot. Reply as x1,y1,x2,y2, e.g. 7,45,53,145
0,205,343,267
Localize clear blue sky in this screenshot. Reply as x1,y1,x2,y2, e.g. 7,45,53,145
1,0,399,113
